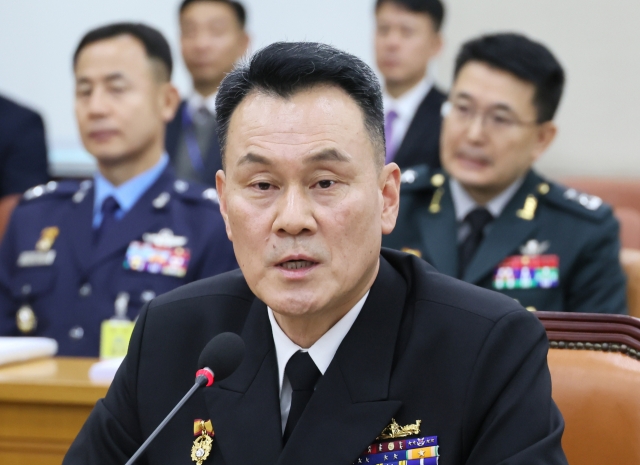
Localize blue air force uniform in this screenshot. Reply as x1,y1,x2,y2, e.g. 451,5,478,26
0,156,237,356
383,166,627,314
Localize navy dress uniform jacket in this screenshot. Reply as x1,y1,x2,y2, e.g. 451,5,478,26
0,166,237,356
165,100,222,186
392,87,447,171
383,166,627,314
63,249,567,465
0,95,49,196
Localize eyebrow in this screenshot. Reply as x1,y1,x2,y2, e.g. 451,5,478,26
76,72,127,85
236,149,351,167
453,91,516,113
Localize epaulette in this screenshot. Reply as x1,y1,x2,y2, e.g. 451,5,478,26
170,179,219,206
22,180,82,203
399,165,444,192
537,180,612,223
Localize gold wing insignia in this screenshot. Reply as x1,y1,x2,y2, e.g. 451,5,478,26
377,418,422,440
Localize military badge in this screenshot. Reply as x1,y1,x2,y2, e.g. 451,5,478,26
493,239,559,290
377,419,422,440
16,227,59,267
191,419,214,465
355,431,439,465
124,229,190,278
16,304,37,334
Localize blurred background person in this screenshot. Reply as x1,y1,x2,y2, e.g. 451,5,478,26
165,0,249,185
383,33,627,314
0,95,49,239
0,22,237,357
375,0,446,170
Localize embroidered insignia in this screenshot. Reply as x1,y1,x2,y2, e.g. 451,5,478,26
401,248,422,258
519,239,549,256
377,418,422,440
401,170,417,184
563,188,603,211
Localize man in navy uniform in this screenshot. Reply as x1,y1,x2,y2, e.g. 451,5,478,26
384,33,627,314
64,42,566,465
375,0,447,170
0,23,237,357
165,0,249,185
0,94,49,237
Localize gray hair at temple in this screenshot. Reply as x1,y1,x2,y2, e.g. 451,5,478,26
215,42,386,170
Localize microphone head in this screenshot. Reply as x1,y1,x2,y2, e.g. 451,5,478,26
198,332,245,382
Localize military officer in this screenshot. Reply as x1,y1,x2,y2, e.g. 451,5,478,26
0,23,237,356
383,33,627,314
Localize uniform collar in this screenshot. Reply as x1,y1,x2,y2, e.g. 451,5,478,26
450,175,526,222
92,153,169,227
267,290,370,394
383,75,434,118
187,91,217,117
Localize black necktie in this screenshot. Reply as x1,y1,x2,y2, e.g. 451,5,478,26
95,195,120,243
283,351,321,444
458,207,493,278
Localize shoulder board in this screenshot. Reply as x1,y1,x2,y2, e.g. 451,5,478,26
400,165,443,193
22,180,82,202
171,179,219,206
538,181,612,222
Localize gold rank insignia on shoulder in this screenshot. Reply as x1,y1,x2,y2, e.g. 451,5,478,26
516,194,538,221
191,419,214,465
377,418,422,440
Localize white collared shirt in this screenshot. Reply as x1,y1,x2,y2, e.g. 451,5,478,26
267,291,369,433
450,177,525,242
382,76,434,151
187,91,217,117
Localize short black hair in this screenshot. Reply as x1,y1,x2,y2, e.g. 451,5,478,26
73,23,173,81
375,0,445,31
454,33,565,122
216,42,385,169
179,0,246,28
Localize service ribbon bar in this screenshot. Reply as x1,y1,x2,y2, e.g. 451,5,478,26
193,419,214,437
363,436,438,455
357,446,438,464
370,459,438,465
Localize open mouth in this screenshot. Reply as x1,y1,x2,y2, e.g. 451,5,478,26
277,260,317,270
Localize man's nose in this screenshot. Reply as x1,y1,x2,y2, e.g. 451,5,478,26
272,186,317,236
466,112,486,142
86,88,109,117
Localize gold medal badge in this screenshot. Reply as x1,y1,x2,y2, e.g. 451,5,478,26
191,419,214,465
16,304,37,333
377,418,422,440
36,227,59,252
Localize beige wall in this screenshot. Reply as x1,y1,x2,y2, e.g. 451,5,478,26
435,0,640,179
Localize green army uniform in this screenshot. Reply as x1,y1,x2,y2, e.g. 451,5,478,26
383,165,627,314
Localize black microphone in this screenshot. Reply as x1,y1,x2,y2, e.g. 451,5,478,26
124,332,245,465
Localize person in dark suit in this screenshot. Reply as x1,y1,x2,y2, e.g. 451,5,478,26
0,23,237,357
0,95,49,237
165,0,249,185
375,0,447,170
64,42,567,464
383,33,627,314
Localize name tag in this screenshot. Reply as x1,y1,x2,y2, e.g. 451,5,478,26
17,250,56,267
493,254,560,290
100,319,135,359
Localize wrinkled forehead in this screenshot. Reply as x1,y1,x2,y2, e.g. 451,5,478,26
225,85,374,164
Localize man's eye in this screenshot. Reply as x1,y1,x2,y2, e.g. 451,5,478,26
256,182,271,191
490,114,513,126
317,180,335,189
454,103,472,116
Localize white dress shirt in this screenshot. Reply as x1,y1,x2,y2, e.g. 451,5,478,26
382,76,434,152
267,291,370,433
187,91,217,118
450,177,525,243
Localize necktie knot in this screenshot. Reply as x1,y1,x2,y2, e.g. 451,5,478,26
465,207,493,231
101,196,120,216
285,351,321,392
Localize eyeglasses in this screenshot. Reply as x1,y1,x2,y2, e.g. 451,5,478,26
441,101,539,133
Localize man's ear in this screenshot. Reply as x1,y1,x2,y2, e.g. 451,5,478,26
160,83,181,123
380,162,401,235
215,169,233,241
531,121,557,163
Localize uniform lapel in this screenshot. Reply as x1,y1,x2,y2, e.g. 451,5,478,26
203,298,283,465
277,257,405,465
89,167,174,271
418,181,458,277
463,171,540,284
66,185,96,276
